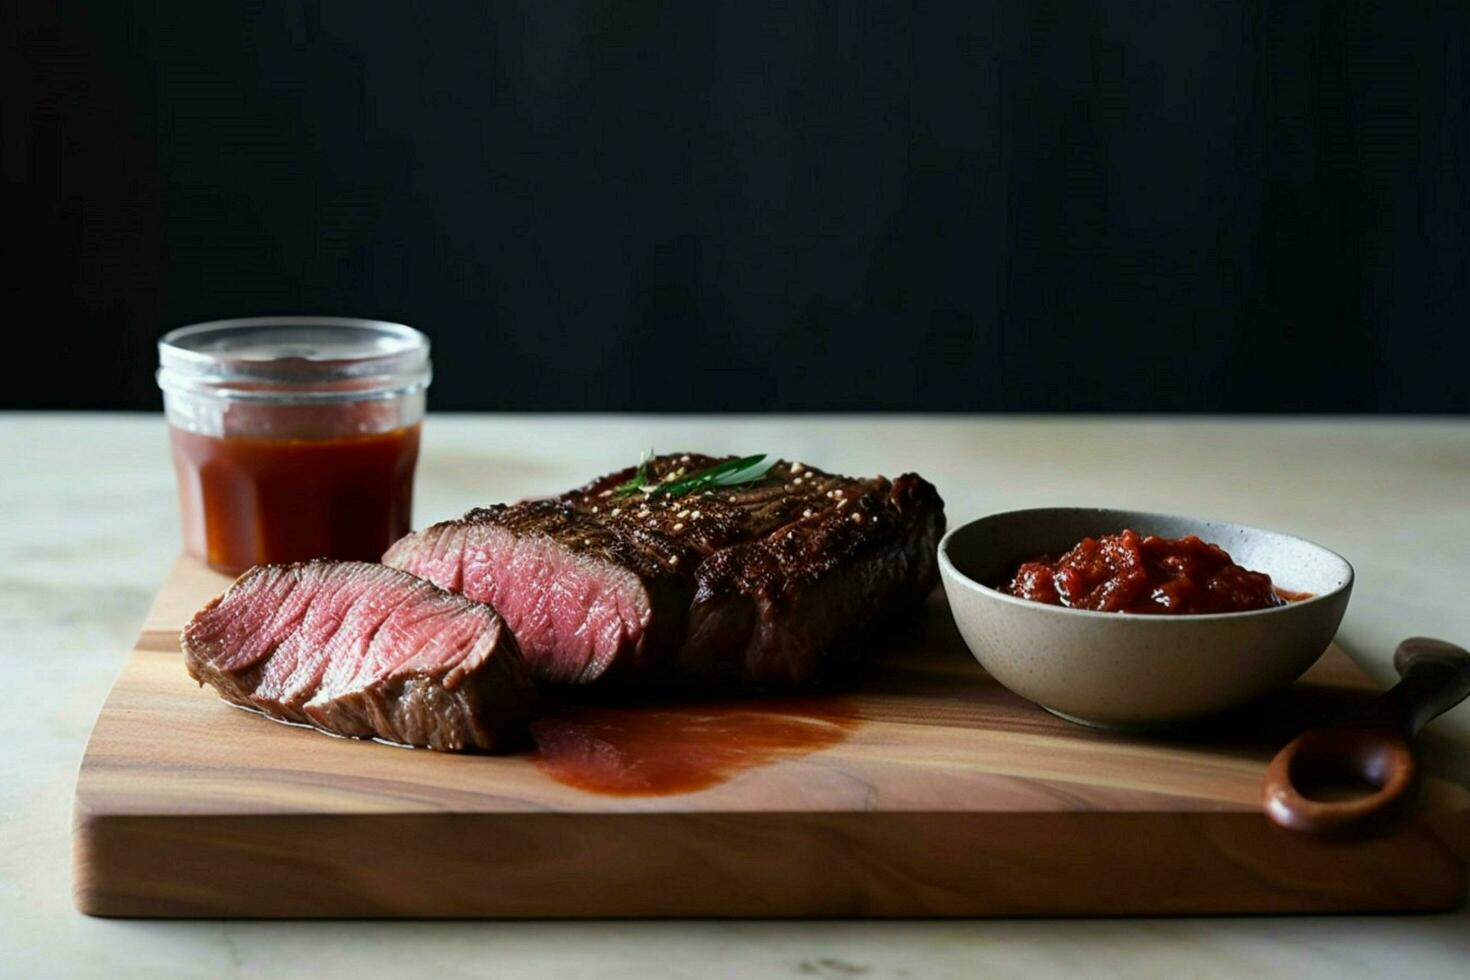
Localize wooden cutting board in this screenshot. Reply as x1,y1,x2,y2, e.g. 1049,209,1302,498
74,557,1469,918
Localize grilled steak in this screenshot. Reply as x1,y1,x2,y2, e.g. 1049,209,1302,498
182,561,535,751
384,455,945,688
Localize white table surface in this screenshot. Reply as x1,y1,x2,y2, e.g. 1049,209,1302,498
3,413,1468,979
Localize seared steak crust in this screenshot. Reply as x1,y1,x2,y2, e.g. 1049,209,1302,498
182,561,535,751
384,455,944,688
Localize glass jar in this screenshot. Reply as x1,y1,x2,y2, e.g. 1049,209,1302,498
157,317,432,574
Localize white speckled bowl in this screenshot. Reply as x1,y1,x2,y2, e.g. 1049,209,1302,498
939,508,1354,730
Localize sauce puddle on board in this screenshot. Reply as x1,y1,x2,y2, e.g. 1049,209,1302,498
529,696,858,796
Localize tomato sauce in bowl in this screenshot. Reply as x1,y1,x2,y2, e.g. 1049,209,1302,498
939,508,1353,728
1003,528,1302,615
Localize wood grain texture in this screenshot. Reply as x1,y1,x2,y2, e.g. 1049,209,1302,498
74,558,1470,918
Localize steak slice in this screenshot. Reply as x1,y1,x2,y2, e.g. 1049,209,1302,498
182,561,535,751
383,455,945,688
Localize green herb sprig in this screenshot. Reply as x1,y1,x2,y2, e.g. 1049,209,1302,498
610,448,656,498
611,450,778,500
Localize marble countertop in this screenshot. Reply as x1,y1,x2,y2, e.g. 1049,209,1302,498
3,413,1467,978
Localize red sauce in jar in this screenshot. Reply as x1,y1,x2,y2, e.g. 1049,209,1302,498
1002,529,1296,615
170,424,420,574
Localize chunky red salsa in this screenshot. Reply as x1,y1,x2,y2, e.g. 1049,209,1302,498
1003,529,1292,615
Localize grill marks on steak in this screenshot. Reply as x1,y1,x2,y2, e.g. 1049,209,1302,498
383,455,945,688
182,561,535,751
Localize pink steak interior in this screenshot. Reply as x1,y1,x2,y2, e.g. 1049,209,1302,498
387,524,650,683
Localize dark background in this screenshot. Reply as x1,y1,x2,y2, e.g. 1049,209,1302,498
4,2,1468,412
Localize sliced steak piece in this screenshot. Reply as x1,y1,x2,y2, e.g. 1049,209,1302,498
182,561,535,751
384,455,945,689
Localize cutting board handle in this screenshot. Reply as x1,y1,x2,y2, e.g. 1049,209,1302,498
1263,637,1470,837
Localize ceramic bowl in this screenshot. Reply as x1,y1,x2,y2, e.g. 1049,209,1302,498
938,508,1354,730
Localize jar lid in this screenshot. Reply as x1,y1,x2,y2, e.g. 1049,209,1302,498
157,317,431,402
